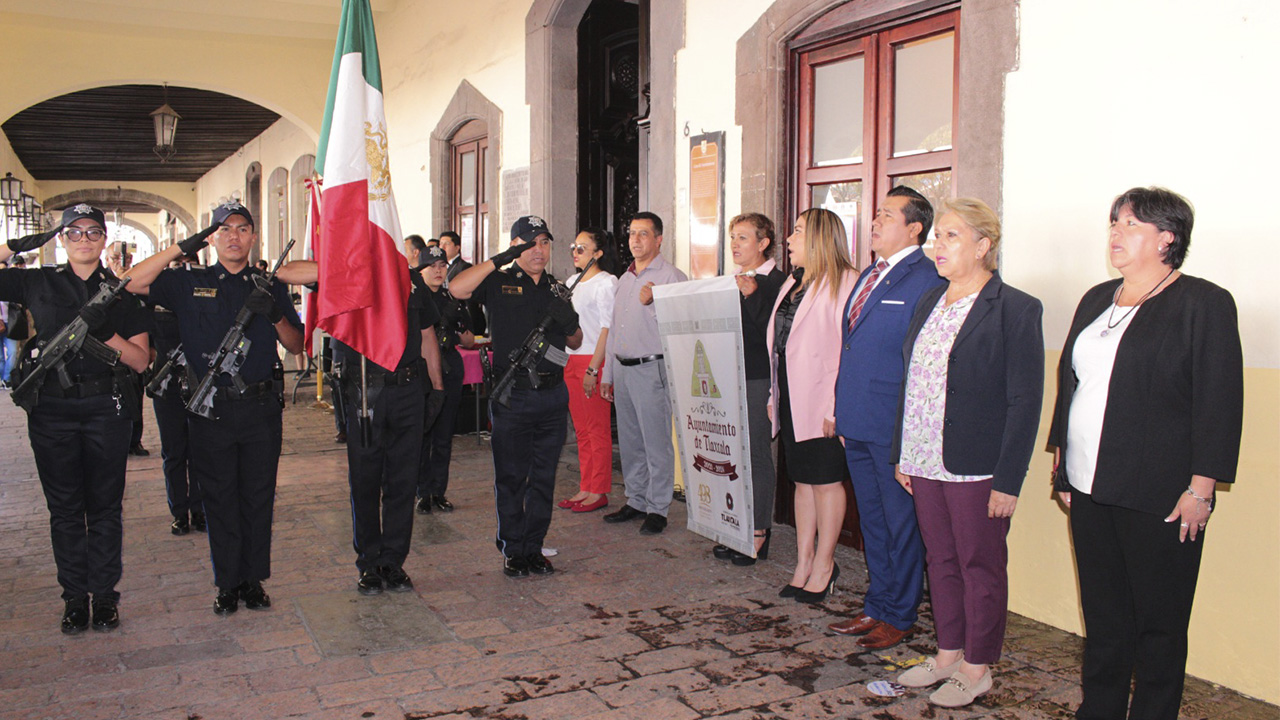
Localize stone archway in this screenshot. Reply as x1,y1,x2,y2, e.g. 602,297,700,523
736,0,1018,221
43,188,197,235
525,0,685,263
431,80,502,259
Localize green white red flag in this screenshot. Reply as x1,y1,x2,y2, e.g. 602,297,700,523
315,0,408,371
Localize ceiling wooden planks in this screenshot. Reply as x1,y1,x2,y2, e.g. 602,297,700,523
2,84,281,182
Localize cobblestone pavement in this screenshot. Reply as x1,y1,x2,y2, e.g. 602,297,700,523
0,394,1273,720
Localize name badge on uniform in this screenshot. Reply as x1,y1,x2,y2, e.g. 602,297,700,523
501,285,523,295
193,287,217,298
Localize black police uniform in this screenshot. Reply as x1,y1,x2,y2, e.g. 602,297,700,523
418,284,470,503
147,298,202,528
334,272,439,578
470,266,578,563
0,263,148,606
148,262,301,596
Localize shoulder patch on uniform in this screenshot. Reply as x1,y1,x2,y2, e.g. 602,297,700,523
193,287,217,298
501,285,523,295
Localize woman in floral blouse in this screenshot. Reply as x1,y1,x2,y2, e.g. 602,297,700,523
887,198,1044,707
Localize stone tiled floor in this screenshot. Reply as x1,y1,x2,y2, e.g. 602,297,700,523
0,394,1273,720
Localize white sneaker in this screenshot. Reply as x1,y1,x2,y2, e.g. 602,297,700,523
897,655,963,687
929,669,992,708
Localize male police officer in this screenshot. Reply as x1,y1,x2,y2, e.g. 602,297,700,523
126,201,304,615
295,260,446,594
449,216,581,577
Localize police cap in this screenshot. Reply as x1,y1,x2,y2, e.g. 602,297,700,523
212,201,254,228
422,245,447,265
510,215,553,243
61,203,106,229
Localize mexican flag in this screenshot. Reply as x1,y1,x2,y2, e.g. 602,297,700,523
315,0,408,371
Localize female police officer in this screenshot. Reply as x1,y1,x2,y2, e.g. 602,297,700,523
0,204,151,633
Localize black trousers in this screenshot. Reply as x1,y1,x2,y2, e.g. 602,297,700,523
489,382,568,558
153,391,200,517
1070,490,1204,720
188,395,283,591
345,378,424,572
27,394,131,602
419,351,464,498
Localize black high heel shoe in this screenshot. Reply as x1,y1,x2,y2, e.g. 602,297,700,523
794,563,840,604
732,529,771,566
778,583,804,598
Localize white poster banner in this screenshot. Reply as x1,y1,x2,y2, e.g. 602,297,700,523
653,277,755,557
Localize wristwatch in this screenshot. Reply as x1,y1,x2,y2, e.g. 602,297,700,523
585,366,599,377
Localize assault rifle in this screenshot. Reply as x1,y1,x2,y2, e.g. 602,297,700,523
186,239,295,419
146,343,189,398
490,257,594,408
11,277,132,413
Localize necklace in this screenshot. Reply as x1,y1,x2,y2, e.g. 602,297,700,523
1101,267,1175,337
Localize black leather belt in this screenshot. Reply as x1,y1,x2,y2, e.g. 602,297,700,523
43,373,115,399
618,354,663,367
214,380,276,401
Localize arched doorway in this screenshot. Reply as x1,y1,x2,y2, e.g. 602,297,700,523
245,162,263,264
290,154,316,261
266,166,289,263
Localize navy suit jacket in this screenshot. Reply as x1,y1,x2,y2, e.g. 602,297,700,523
834,247,944,445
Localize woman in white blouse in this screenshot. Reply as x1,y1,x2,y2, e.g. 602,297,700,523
558,228,619,513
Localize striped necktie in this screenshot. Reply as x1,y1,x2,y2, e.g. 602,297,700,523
847,259,889,332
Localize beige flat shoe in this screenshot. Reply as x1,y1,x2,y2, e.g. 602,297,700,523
929,669,992,707
897,655,963,688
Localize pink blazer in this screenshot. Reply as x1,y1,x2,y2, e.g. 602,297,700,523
766,269,859,442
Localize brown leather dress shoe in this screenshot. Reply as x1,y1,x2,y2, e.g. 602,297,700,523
828,613,880,636
856,622,916,650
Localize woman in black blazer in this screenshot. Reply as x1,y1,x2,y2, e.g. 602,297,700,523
1048,187,1243,720
888,198,1044,707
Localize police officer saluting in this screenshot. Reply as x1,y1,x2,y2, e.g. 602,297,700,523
449,216,582,577
0,204,151,633
126,201,304,615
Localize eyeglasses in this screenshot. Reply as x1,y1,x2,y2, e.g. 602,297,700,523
570,244,591,255
217,225,254,236
62,228,106,242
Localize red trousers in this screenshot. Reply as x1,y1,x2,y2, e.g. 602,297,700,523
565,355,613,494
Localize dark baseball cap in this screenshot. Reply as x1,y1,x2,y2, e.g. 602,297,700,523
422,246,447,265
61,203,106,229
212,201,254,228
510,215,553,243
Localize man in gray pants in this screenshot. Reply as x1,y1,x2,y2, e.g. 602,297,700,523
600,212,688,535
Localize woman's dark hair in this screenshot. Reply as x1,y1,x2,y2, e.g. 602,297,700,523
1109,186,1194,269
729,212,776,257
578,227,619,274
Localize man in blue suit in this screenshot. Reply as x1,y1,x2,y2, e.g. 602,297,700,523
830,185,944,650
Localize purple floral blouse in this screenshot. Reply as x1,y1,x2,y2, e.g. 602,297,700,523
899,292,991,483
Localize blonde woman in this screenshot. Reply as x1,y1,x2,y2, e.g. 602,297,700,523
889,198,1044,707
767,208,858,603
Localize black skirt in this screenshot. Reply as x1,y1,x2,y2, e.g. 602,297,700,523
777,355,847,484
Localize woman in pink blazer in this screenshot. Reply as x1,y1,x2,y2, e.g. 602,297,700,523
767,208,859,603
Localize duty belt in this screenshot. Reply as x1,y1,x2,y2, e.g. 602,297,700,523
42,373,115,399
365,363,424,387
618,354,663,367
213,380,276,402
508,370,564,390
